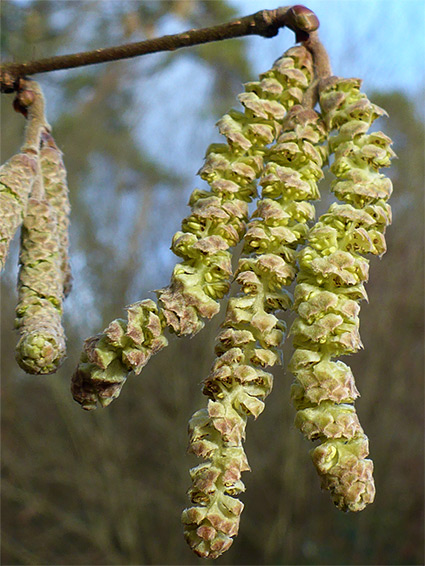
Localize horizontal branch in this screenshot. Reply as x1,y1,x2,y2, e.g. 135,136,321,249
0,5,319,93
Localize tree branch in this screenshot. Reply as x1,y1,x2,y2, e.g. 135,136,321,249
0,5,319,93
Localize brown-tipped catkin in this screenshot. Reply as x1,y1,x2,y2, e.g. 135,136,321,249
15,168,66,374
71,46,316,411
289,76,395,512
182,106,327,559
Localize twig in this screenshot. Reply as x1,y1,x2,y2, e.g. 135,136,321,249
301,30,333,108
15,79,51,154
0,5,319,93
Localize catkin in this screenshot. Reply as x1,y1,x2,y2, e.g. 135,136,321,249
39,132,72,297
182,106,327,559
289,76,394,511
1,81,49,272
0,153,38,271
71,46,315,410
15,165,66,374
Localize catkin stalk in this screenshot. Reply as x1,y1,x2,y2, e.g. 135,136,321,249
182,106,327,559
71,46,315,410
289,76,394,511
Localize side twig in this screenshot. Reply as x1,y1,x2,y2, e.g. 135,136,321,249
0,5,319,93
301,30,332,108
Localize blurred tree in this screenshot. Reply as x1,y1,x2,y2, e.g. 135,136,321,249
1,1,424,565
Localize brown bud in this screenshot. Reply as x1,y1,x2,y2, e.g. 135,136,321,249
287,5,320,41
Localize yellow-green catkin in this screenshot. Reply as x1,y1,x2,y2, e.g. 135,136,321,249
289,76,395,512
182,106,327,559
71,46,315,411
40,132,72,297
15,164,66,374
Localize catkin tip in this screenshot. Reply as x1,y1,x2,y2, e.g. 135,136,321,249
16,331,66,374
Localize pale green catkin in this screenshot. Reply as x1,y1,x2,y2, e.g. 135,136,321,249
40,133,72,297
15,165,66,374
289,76,395,512
182,107,327,559
71,46,315,410
1,81,48,272
0,152,38,272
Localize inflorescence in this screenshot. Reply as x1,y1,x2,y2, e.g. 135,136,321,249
1,22,394,561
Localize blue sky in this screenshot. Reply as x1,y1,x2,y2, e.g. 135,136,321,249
231,0,425,95
137,0,424,183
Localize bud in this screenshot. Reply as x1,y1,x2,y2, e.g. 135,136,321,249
287,6,320,40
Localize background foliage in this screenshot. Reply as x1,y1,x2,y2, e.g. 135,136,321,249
1,1,424,564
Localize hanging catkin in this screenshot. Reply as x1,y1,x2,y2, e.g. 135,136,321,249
71,46,315,410
39,132,72,297
15,161,67,374
289,76,394,511
0,153,38,271
9,81,68,374
182,105,327,559
0,82,48,272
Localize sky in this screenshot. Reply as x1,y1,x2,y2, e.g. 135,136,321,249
137,0,424,183
230,0,425,96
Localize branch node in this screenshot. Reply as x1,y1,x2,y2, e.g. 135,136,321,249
0,69,18,93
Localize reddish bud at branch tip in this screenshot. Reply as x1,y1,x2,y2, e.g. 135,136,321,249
13,87,36,116
288,5,320,33
17,89,36,107
13,97,28,117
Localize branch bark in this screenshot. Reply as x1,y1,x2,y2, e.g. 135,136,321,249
0,5,319,93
